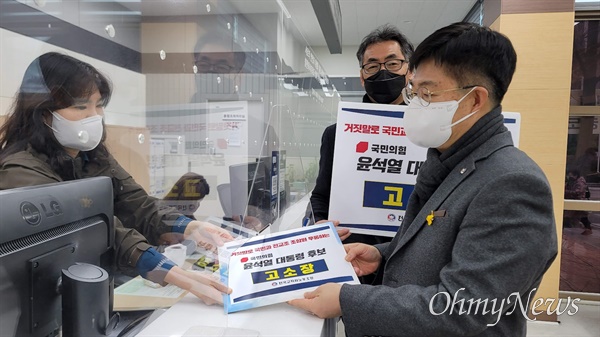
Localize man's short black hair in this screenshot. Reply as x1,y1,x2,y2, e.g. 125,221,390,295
409,22,517,106
356,24,414,66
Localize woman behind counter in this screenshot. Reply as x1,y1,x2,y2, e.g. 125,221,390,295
0,52,231,304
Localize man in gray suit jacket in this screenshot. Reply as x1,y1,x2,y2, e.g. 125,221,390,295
289,22,558,337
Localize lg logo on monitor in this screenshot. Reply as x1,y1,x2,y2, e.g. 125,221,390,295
20,199,63,225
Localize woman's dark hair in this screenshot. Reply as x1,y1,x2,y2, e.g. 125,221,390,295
0,52,112,180
163,172,210,201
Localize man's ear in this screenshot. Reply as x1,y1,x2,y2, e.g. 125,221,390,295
359,71,365,88
405,70,413,85
471,86,490,112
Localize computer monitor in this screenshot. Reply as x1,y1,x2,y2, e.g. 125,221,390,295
229,160,271,225
0,177,114,337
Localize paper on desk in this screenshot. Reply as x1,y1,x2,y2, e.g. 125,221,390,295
115,276,187,298
219,222,359,313
113,276,188,311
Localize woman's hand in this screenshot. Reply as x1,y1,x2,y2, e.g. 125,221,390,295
231,215,265,232
184,220,234,252
164,266,232,305
316,219,351,241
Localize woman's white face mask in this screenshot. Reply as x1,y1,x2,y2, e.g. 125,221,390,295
48,112,104,151
403,87,478,149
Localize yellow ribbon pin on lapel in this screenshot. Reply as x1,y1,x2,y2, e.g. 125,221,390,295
426,210,434,226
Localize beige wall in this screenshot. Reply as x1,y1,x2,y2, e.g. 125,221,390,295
492,10,575,320
105,125,151,192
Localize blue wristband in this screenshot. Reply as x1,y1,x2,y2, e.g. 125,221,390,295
136,247,175,279
172,215,193,234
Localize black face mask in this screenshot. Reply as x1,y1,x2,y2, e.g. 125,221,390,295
364,70,406,104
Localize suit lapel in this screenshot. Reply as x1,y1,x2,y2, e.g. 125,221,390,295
388,132,514,258
389,157,475,257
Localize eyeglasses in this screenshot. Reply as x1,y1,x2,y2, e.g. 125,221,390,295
361,59,407,75
401,85,478,107
195,61,235,73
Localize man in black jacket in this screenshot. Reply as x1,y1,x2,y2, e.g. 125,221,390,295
309,25,414,283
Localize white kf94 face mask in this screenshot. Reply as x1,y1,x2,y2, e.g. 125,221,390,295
49,112,104,151
403,87,477,149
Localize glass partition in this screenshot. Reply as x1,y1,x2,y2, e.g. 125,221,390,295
141,2,339,230
0,0,339,232
0,3,345,331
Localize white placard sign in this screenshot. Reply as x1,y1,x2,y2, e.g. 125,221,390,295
502,111,521,147
328,102,424,237
220,223,359,313
328,102,521,237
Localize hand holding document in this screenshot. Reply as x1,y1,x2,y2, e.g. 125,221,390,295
219,223,359,313
164,267,231,305
113,276,188,311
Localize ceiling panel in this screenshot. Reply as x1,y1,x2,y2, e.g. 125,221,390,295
354,1,375,41
339,0,359,46
341,0,477,47
116,0,478,47
376,0,403,26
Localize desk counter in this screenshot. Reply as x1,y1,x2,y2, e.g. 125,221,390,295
135,293,333,337
137,195,335,337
